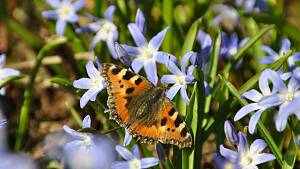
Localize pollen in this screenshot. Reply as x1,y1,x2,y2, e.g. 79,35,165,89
58,4,73,20
129,158,141,169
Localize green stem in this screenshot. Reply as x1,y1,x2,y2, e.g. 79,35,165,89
15,37,68,151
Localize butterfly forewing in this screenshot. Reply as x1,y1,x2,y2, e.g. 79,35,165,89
101,63,192,148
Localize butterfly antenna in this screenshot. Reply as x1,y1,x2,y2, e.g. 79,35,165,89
103,126,123,134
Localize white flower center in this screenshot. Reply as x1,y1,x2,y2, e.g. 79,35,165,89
240,153,252,167
93,21,117,40
58,4,73,20
139,46,156,61
229,47,237,56
129,158,141,169
175,75,186,85
83,136,92,146
285,91,294,101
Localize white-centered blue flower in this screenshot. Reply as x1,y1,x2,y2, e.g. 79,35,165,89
212,4,240,31
260,38,300,69
220,132,275,168
73,60,105,108
76,6,119,59
63,115,116,169
42,0,85,36
221,32,248,60
111,145,159,169
121,9,176,85
161,52,195,104
0,54,20,95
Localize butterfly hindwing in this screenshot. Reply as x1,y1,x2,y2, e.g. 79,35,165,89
128,97,192,148
102,63,192,148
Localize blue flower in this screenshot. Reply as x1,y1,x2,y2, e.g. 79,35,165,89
220,32,248,60
161,52,195,104
121,9,175,85
234,69,284,134
235,0,269,13
73,60,106,108
42,0,85,36
123,128,132,146
220,132,275,168
224,120,238,145
63,115,116,169
76,6,119,59
111,145,159,169
260,38,300,69
0,119,7,128
212,4,240,31
0,154,38,169
0,54,20,95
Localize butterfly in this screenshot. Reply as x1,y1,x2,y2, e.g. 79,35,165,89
101,63,192,148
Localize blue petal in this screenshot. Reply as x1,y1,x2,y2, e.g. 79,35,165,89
237,132,249,153
251,153,275,165
224,120,238,145
131,58,143,73
135,9,146,34
288,77,300,92
140,157,159,168
67,13,79,23
249,139,267,155
73,78,93,89
144,60,158,85
131,145,141,159
89,31,104,50
80,88,100,108
0,119,7,127
115,43,131,66
229,32,238,49
56,19,67,36
239,38,248,49
128,23,147,47
46,0,61,8
155,52,177,65
197,30,212,50
280,38,291,53
181,52,196,73
165,60,182,75
63,125,86,140
219,145,238,162
258,94,282,108
261,45,278,57
72,0,85,11
111,161,130,169
180,86,190,104
82,115,91,128
115,145,134,160
42,11,58,19
0,68,20,79
248,109,264,134
161,75,177,84
149,26,169,50
234,103,261,121
242,89,263,102
107,36,118,59
104,5,116,21
121,45,140,56
123,129,132,146
0,54,5,67
86,60,100,79
166,85,181,100
259,57,275,64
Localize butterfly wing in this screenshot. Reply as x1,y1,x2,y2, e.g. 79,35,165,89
102,63,192,148
101,63,154,126
128,97,192,148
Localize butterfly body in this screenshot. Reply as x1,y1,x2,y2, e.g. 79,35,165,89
101,63,192,148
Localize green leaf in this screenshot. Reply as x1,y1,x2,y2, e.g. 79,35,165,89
0,75,23,89
15,37,68,151
181,19,201,56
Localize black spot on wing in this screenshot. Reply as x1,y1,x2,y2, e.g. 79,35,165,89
180,127,188,137
135,78,143,85
111,67,122,75
168,108,175,116
126,87,134,94
174,116,183,128
161,117,167,126
123,71,135,80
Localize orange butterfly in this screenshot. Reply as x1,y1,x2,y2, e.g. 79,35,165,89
101,63,192,148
